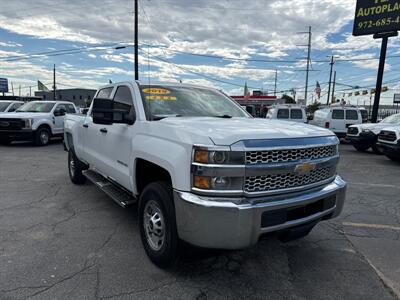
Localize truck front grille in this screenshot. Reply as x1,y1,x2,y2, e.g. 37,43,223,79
379,130,397,142
245,145,337,165
244,166,334,193
0,118,24,130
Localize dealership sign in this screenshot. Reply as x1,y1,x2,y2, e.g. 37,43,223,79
353,0,400,36
394,93,400,103
0,78,8,93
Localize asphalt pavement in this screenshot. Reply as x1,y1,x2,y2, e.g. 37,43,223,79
0,141,399,300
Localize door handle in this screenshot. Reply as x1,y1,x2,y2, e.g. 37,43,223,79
83,124,89,128
100,128,108,133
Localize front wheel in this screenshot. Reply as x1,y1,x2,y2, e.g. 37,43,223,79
68,149,87,184
139,181,178,268
34,127,51,146
387,155,400,163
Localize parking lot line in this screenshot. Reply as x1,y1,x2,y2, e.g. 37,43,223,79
347,182,400,189
343,222,400,231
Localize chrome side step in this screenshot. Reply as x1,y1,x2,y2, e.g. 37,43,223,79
83,170,137,208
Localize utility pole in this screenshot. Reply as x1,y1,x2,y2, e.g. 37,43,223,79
53,64,56,100
297,26,312,104
274,69,277,96
331,71,336,104
134,0,139,80
11,82,14,96
29,86,32,97
18,85,21,97
326,55,334,105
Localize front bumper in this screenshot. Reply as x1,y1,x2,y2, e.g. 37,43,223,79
376,141,400,157
0,129,34,141
174,175,346,249
346,132,376,147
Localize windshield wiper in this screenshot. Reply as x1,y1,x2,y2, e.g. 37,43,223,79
213,115,232,118
152,114,182,120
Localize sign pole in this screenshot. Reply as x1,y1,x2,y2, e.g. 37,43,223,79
371,36,388,123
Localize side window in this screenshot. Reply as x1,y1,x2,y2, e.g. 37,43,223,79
113,86,134,112
332,109,344,120
66,104,76,113
55,104,67,115
346,110,358,120
290,109,303,119
97,87,113,99
8,103,22,112
277,109,289,119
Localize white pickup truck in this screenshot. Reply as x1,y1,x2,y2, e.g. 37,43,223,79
64,81,346,267
0,101,77,145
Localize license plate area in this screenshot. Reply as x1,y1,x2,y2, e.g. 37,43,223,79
260,196,336,228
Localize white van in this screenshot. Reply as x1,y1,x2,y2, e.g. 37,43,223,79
266,105,307,123
310,106,363,138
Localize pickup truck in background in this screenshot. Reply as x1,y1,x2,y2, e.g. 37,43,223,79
347,113,400,153
377,127,400,162
64,81,347,267
0,100,24,113
0,101,77,146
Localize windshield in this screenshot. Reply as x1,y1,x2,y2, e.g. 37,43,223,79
0,102,12,112
382,113,400,124
16,102,55,113
139,85,249,120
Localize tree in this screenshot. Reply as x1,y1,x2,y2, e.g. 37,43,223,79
282,94,295,104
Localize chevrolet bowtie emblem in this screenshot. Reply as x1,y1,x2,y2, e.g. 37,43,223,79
295,162,316,175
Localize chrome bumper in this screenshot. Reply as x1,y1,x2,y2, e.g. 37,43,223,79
174,175,346,249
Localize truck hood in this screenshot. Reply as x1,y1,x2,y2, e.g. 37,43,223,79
0,112,50,119
351,122,399,134
160,117,335,145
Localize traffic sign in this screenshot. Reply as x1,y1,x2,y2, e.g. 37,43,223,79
394,93,400,104
0,78,8,93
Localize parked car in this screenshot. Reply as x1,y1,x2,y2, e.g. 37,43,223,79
0,100,24,113
0,101,77,146
347,113,400,153
377,127,400,162
266,105,307,123
310,106,363,138
64,81,346,267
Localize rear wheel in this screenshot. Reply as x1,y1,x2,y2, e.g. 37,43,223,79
353,144,369,152
139,181,178,268
34,127,51,146
0,137,11,145
68,149,87,184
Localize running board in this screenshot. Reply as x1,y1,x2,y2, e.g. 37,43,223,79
83,170,137,208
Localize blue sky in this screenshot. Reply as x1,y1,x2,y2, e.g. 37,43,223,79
1,0,400,105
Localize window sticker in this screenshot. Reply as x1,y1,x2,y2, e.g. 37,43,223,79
146,95,177,101
142,88,171,95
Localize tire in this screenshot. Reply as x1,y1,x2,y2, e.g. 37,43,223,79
387,155,400,163
34,127,51,146
68,149,87,184
371,144,382,155
353,144,369,152
139,181,178,268
0,137,11,145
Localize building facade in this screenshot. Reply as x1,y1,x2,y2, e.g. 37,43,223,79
35,88,96,107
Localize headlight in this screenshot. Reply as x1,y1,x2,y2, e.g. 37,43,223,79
193,147,244,165
192,146,244,193
24,118,33,129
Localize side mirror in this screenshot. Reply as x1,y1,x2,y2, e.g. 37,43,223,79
54,108,66,116
92,98,134,125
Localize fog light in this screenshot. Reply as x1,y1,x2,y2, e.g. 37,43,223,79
211,177,231,189
193,176,210,189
